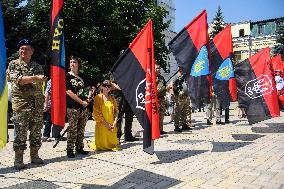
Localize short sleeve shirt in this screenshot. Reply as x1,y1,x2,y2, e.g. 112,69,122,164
66,71,86,109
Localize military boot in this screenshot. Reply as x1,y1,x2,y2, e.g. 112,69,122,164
174,126,182,132
14,150,26,170
67,149,75,158
30,148,44,164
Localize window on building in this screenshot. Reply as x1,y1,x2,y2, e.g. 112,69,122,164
239,29,245,37
258,24,265,35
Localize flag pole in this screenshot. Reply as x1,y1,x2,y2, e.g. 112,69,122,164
165,70,179,84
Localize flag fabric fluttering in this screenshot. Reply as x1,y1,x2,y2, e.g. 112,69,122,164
235,48,280,124
110,20,160,154
210,25,237,108
169,10,210,109
271,54,284,108
50,0,66,128
0,2,8,150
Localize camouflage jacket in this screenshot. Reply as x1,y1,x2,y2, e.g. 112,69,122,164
156,74,166,98
8,59,44,111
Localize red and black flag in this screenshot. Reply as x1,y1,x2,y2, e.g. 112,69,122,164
169,10,210,109
50,0,66,128
271,54,284,108
110,20,160,154
235,48,280,124
210,25,237,108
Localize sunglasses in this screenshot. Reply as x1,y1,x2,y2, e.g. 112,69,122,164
103,85,111,88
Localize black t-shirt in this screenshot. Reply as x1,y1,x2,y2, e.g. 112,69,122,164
66,72,87,109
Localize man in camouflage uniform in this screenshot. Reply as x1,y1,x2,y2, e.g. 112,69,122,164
9,39,47,169
156,64,167,135
172,69,192,132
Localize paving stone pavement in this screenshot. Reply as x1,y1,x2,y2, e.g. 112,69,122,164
1,102,284,189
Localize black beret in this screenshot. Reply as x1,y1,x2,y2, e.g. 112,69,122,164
17,39,32,49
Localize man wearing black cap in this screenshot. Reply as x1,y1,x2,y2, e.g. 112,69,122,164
8,39,47,169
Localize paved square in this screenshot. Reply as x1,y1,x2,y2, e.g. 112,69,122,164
1,102,284,189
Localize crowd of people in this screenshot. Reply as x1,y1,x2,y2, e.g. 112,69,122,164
6,38,238,170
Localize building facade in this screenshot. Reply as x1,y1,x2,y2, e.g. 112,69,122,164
232,17,284,63
161,30,178,82
157,0,176,32
157,0,177,82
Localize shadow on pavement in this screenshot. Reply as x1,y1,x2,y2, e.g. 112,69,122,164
151,150,208,164
119,142,141,149
192,122,210,130
167,139,205,145
252,123,284,133
211,142,252,152
0,154,87,175
232,134,265,141
229,119,244,124
3,179,59,189
81,169,182,189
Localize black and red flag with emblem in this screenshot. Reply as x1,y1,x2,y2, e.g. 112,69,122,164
271,54,284,108
50,0,66,128
210,25,237,109
169,10,210,109
235,48,280,124
110,20,160,154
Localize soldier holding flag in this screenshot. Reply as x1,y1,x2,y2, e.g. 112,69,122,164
156,64,167,135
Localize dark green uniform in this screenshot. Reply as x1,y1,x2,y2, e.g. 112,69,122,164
173,75,192,130
156,74,167,131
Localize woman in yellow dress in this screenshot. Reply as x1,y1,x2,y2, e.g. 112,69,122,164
88,80,121,151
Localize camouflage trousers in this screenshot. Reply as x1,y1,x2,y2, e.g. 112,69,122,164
158,97,167,131
13,109,43,150
67,108,88,150
174,94,192,128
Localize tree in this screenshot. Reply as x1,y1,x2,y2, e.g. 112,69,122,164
2,0,30,63
273,24,284,60
3,0,169,84
209,5,226,39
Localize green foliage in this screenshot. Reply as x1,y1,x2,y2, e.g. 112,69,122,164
2,0,169,84
2,0,30,62
273,25,284,60
209,5,226,39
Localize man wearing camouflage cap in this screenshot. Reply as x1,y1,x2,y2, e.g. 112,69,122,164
8,39,47,169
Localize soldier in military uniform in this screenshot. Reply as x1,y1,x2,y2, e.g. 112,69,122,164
110,79,139,142
156,64,167,135
66,55,90,158
172,69,192,132
9,39,47,169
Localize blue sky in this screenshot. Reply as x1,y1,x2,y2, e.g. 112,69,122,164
175,0,284,32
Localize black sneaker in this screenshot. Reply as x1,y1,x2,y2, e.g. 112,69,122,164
207,119,212,125
182,126,192,131
67,149,75,158
125,135,139,142
76,148,89,155
225,120,230,124
160,130,168,135
55,136,67,141
174,127,182,132
216,120,225,125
